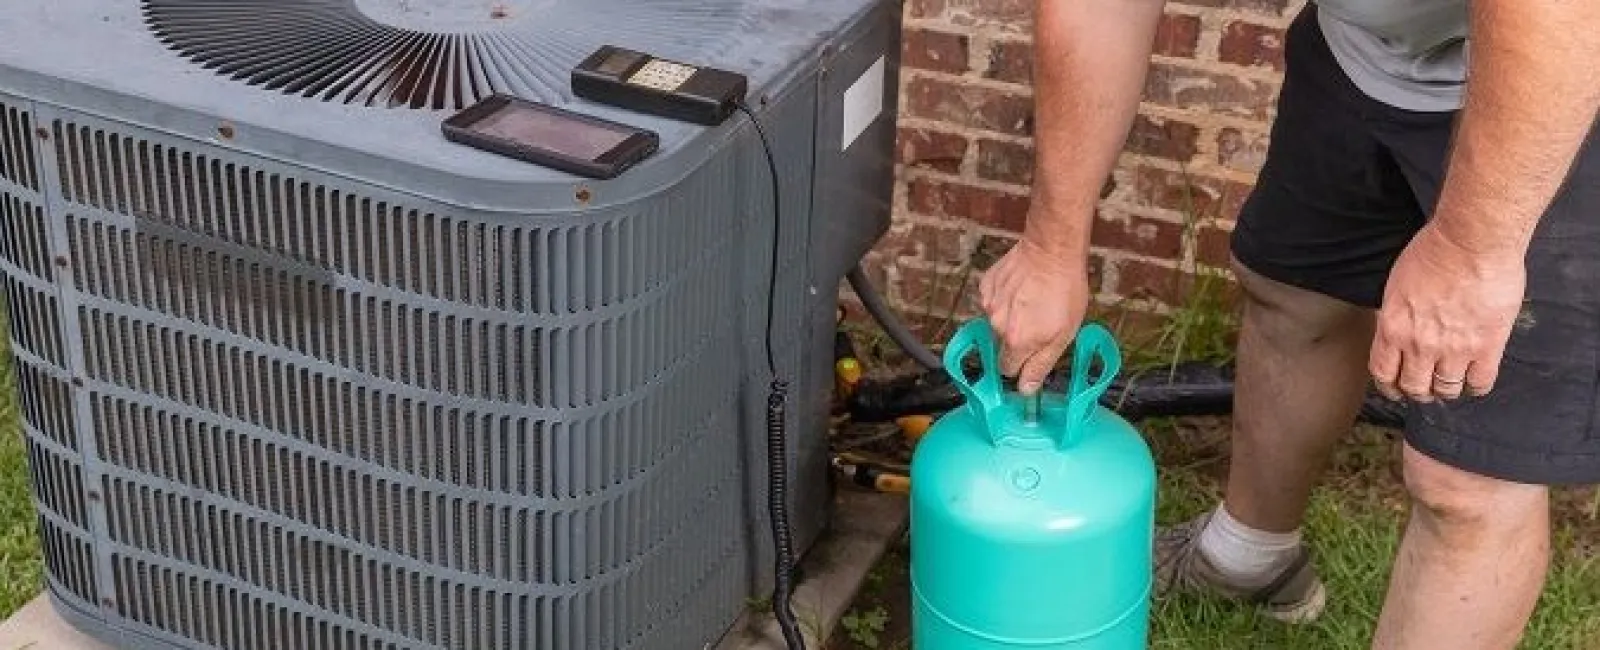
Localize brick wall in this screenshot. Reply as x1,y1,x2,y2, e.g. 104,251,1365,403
848,0,1309,342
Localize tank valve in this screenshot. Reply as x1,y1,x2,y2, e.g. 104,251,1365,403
1023,393,1042,424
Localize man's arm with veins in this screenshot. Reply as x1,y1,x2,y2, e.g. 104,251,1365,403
1024,0,1166,267
1429,0,1600,261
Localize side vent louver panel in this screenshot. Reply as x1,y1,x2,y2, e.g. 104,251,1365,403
18,106,757,650
0,100,40,191
0,192,53,281
39,519,99,606
0,96,94,624
4,275,66,367
52,121,728,315
15,360,78,451
26,437,88,529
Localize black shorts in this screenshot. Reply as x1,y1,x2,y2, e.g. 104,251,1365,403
1230,7,1600,485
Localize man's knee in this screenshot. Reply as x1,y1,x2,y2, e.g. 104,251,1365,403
1231,255,1371,347
1400,443,1547,532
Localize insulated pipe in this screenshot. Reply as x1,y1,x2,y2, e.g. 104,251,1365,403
847,264,943,371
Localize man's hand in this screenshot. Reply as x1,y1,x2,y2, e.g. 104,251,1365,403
978,227,1092,396
1369,225,1526,402
1367,0,1600,404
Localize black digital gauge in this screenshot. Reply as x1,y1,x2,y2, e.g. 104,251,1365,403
442,94,659,180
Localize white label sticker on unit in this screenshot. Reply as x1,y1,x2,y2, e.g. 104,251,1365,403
841,55,885,151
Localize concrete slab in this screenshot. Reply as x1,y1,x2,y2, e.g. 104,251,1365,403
715,487,909,650
0,487,909,650
0,596,114,650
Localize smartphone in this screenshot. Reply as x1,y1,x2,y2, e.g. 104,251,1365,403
442,93,659,180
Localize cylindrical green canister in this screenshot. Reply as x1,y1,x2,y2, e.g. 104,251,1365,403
910,318,1156,649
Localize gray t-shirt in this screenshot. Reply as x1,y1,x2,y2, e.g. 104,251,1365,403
1314,0,1468,112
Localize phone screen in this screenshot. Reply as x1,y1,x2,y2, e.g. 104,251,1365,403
472,105,633,161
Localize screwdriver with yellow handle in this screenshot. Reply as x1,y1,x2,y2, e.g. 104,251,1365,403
832,456,909,494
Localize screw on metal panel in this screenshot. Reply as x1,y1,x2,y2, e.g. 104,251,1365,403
34,127,47,140
54,255,68,267
71,377,84,387
217,122,236,140
100,597,115,609
490,4,510,18
87,491,100,501
575,186,592,204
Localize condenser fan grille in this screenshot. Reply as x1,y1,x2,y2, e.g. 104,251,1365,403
141,0,752,110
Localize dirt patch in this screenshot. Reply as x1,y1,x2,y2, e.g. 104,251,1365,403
825,531,911,650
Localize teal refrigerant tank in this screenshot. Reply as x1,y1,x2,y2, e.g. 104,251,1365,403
910,318,1157,649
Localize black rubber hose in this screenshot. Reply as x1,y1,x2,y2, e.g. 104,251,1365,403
848,265,942,371
844,358,1410,430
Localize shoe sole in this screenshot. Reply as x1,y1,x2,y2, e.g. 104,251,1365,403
1264,578,1326,624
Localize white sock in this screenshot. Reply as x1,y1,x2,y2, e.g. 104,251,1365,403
1196,503,1302,587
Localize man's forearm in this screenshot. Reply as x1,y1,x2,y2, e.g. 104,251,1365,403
1026,0,1165,264
1430,0,1600,262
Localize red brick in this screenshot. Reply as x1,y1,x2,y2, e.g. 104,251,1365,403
1126,114,1201,163
1195,225,1235,269
975,138,1033,186
906,177,1031,231
899,264,982,317
1216,127,1270,173
911,222,972,265
1092,212,1186,259
946,0,1032,25
985,40,1032,85
897,127,968,173
893,258,1107,336
971,243,1106,293
1142,62,1280,121
969,233,1014,271
904,27,970,75
867,222,919,262
906,76,1033,136
1219,21,1286,70
1171,0,1290,17
1154,13,1202,58
902,311,968,348
1132,166,1254,221
1088,305,1172,348
907,0,946,19
1115,258,1187,306
857,251,894,291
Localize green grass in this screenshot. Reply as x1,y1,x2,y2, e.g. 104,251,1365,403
1113,238,1600,649
1144,422,1600,650
0,346,41,619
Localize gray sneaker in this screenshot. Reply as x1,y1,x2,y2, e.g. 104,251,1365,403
1152,511,1328,624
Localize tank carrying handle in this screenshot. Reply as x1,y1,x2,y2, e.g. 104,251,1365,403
941,317,1007,434
1062,321,1122,448
941,318,1123,448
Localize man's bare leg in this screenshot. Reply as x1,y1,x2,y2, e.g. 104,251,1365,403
1371,444,1549,650
1157,258,1376,622
1221,259,1377,533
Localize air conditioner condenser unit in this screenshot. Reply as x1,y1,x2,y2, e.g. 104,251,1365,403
0,1,901,648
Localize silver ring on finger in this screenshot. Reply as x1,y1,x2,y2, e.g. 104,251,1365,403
1432,372,1465,386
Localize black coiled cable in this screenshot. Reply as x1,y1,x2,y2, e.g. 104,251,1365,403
765,379,803,649
737,100,806,650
